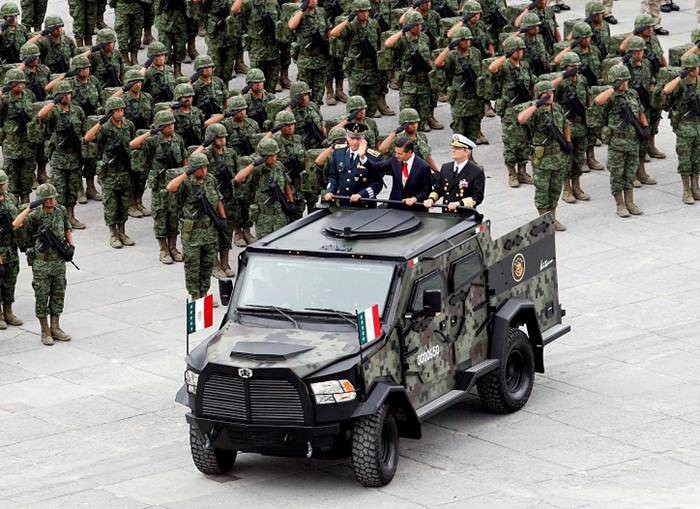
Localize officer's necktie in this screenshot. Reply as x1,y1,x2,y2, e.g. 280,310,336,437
402,161,408,184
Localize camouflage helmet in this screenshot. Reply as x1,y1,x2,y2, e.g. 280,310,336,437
559,52,581,68
147,41,167,57
3,68,25,84
403,10,424,25
346,95,367,110
354,0,371,11
0,169,8,185
290,80,310,97
327,126,347,142
452,27,473,41
228,94,247,111
0,2,19,17
71,54,90,69
585,1,606,16
36,183,57,200
626,36,646,52
205,123,227,139
104,96,126,112
534,80,554,97
189,152,209,168
572,21,593,38
257,138,280,156
520,12,541,31
503,35,526,52
607,63,631,82
399,107,420,124
194,54,215,70
274,110,296,127
54,80,72,94
173,83,195,99
44,14,63,27
96,28,116,44
682,53,700,70
153,110,175,128
246,67,265,84
634,13,654,29
19,42,39,59
124,69,144,83
462,0,482,14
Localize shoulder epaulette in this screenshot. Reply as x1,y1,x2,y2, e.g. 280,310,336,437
333,143,348,149
367,148,381,157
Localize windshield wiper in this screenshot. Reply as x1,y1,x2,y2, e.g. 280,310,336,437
240,304,300,329
304,307,358,329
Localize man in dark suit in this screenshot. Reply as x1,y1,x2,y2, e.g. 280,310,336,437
363,136,433,210
424,134,485,212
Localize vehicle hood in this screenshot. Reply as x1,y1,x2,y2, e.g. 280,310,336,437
201,321,361,378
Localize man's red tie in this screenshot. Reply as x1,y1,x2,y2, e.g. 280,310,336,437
402,161,408,181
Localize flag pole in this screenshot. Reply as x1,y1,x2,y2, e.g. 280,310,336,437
355,305,366,391
186,298,190,356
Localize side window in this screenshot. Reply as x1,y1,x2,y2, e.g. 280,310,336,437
449,251,482,293
409,270,447,313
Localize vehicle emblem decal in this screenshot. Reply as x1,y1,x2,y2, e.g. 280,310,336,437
540,258,554,271
511,253,526,283
238,368,253,379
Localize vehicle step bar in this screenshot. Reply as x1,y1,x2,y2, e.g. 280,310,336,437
541,323,571,346
455,358,500,392
416,390,471,421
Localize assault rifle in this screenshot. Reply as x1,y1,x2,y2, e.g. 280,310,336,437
157,144,179,174
484,7,507,30
13,108,31,134
539,18,556,48
456,63,477,89
408,50,431,74
265,177,296,220
108,139,132,170
580,63,598,86
286,154,305,181
237,133,255,156
434,0,456,18
530,56,546,76
538,119,572,154
79,97,97,116
255,4,275,35
248,100,267,130
373,12,390,32
0,208,13,239
27,74,46,100
193,191,231,248
36,223,79,270
633,84,651,109
592,32,608,59
644,49,661,75
215,163,235,192
2,36,18,63
618,97,650,140
303,117,324,145
59,120,82,152
684,88,700,118
353,35,375,60
198,95,222,118
509,69,532,105
306,28,329,55
562,90,586,120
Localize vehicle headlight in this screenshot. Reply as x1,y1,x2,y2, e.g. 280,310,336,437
184,369,199,395
310,379,356,404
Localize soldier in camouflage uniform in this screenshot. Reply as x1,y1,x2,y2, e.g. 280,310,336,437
515,0,559,55
594,64,649,218
489,35,535,187
201,123,237,275
518,12,549,77
449,1,494,58
517,80,571,231
155,0,189,76
166,152,224,300
20,42,49,188
583,1,610,60
288,0,330,106
242,68,274,130
131,109,187,263
0,2,27,64
331,95,379,148
191,54,228,119
477,0,506,48
288,80,326,150
69,0,97,48
234,137,293,238
201,0,235,83
37,80,87,230
662,54,700,205
553,52,590,204
171,82,205,148
31,15,76,74
12,183,73,345
0,170,23,329
0,68,36,203
87,28,124,88
231,0,280,91
379,107,438,171
272,110,309,219
142,41,176,103
142,0,155,47
20,0,47,31
113,0,144,65
435,27,486,144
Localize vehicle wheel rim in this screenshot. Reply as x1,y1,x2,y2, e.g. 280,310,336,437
381,420,395,466
506,350,525,393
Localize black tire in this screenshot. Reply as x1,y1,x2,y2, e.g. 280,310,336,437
477,328,535,414
189,425,237,475
351,403,399,487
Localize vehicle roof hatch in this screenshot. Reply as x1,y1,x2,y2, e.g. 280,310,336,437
323,209,422,240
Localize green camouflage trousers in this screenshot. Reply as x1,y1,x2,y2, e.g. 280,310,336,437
450,115,482,142
183,241,216,296
143,2,154,29
100,179,130,226
399,81,431,128
50,166,81,208
298,66,326,106
160,31,187,64
115,5,144,53
70,0,98,38
130,170,148,196
20,0,47,28
0,259,19,304
207,40,237,83
534,157,564,209
249,55,280,93
676,131,700,176
219,197,236,251
607,146,637,194
152,189,179,238
5,158,36,197
250,203,287,239
32,259,66,317
82,159,97,179
502,120,531,166
566,132,587,179
349,69,380,120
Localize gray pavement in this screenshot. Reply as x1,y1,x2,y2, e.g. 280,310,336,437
2,1,700,507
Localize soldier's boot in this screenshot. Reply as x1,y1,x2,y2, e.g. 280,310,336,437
507,165,519,188
136,193,150,216
613,192,630,217
173,62,182,78
234,228,247,247
572,176,590,201
67,206,86,230
280,67,291,89
242,227,256,244
537,208,548,217
562,179,576,203
633,176,642,188
692,175,700,200
37,163,48,184
4,303,23,326
84,36,92,47
50,315,72,342
120,50,131,65
168,236,184,262
128,194,143,218
234,52,248,74
647,136,666,159
220,249,236,277
77,183,88,204
187,39,199,62
624,188,643,215
0,305,6,330
585,146,604,171
39,317,53,345
484,102,496,118
419,121,431,132
682,175,695,205
636,161,657,185
325,79,336,106
85,177,102,201
212,258,227,279
21,194,30,205
427,112,444,130
117,223,135,246
158,238,173,264
550,208,567,231
130,51,139,66
475,132,489,145
334,77,347,103
377,95,395,116
109,225,123,248
517,163,534,185
142,27,154,46
96,15,107,29
75,36,83,48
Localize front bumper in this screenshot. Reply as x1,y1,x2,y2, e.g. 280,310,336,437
187,413,342,457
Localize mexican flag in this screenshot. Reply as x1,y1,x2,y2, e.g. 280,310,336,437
357,304,381,345
187,294,214,334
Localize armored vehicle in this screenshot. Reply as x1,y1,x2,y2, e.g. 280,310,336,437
176,205,569,487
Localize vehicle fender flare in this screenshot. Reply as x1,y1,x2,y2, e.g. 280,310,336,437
351,382,422,439
490,298,544,373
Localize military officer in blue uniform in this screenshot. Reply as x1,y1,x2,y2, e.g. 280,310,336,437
322,123,384,208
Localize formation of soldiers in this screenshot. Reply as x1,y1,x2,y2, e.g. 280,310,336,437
0,0,699,344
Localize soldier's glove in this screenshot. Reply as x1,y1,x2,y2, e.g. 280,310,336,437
190,69,203,82
680,68,692,78
695,40,700,49
563,141,573,155
622,52,633,63
0,263,4,280
202,136,214,147
527,0,538,10
505,49,515,58
401,23,415,33
23,55,37,66
346,109,358,121
569,38,581,49
186,165,199,176
287,95,300,109
633,26,645,35
287,202,297,214
64,68,79,78
65,245,75,262
252,158,265,166
52,92,65,104
347,12,357,21
123,80,137,92
143,57,153,68
300,0,309,11
535,95,548,108
98,110,115,125
448,39,461,49
40,25,56,36
149,126,165,135
170,101,184,110
29,198,45,209
612,79,625,91
270,124,284,133
562,67,578,78
224,110,239,118
462,13,476,24
1,18,13,31
240,84,251,95
394,124,406,134
90,42,108,52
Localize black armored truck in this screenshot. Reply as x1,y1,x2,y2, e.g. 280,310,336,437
176,205,569,487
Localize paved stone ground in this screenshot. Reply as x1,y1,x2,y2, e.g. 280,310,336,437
2,1,700,507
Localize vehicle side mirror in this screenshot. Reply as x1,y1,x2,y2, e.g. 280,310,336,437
422,289,442,317
219,279,233,307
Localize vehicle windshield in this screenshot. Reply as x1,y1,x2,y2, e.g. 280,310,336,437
237,254,395,316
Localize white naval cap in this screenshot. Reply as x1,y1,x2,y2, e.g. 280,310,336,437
450,134,476,150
